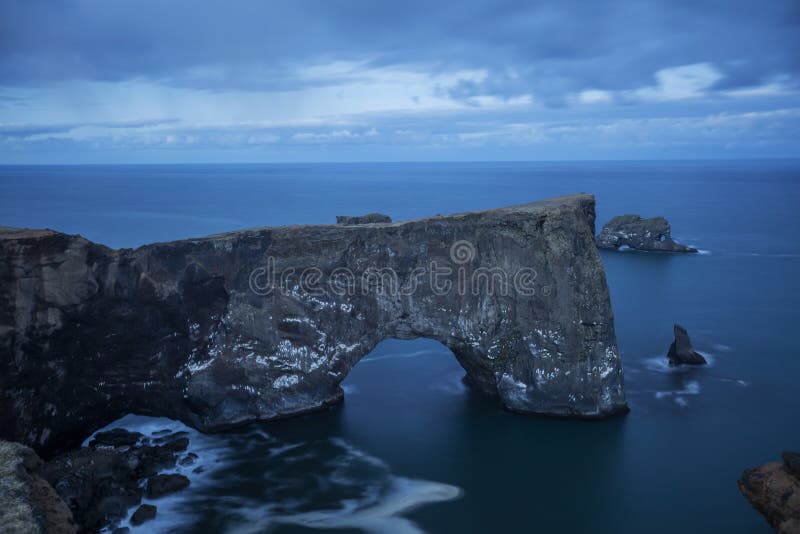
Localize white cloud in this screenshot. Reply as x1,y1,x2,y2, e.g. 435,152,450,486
577,89,613,104
629,63,723,101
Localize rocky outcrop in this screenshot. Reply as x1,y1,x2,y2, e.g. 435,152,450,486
739,452,800,533
595,214,697,252
1,194,627,457
336,213,392,225
130,504,156,526
39,429,192,532
667,324,707,366
0,440,77,534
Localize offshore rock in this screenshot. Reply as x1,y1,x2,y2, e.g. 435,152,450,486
739,453,800,533
130,504,156,526
336,213,392,225
595,214,697,252
146,474,190,498
667,324,707,366
0,194,627,457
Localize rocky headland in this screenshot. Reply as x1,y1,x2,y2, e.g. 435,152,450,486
0,194,627,460
739,452,800,533
595,214,697,253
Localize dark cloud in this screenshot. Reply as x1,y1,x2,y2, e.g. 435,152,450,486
1,0,798,101
0,123,75,137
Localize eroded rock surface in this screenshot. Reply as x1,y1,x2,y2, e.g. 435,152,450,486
596,214,697,252
1,194,627,457
739,452,800,533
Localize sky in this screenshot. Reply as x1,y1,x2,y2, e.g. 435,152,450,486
1,0,799,163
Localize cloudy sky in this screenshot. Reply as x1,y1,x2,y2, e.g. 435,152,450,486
1,0,799,162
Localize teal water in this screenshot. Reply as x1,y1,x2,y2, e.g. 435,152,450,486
2,161,799,533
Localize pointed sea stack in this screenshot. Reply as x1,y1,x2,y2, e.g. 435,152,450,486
667,324,707,366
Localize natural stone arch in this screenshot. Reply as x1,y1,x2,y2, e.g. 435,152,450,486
0,194,627,456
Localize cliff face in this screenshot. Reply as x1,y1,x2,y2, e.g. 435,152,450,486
1,194,627,456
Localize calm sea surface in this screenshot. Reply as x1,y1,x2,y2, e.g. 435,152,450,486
2,161,799,533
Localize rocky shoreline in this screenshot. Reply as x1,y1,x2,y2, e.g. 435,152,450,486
1,427,197,533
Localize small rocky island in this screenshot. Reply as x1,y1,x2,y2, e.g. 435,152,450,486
336,213,392,225
0,194,628,460
739,451,800,533
596,214,697,252
667,324,707,366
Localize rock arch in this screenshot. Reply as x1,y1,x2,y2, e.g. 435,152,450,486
0,194,627,456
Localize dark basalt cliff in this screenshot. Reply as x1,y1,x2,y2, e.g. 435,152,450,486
596,214,697,253
1,194,627,457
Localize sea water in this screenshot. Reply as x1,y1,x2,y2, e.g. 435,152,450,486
2,160,799,533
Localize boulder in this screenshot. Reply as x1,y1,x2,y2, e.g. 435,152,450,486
667,324,707,366
146,474,190,498
130,504,157,526
38,434,189,531
89,429,143,449
596,214,697,252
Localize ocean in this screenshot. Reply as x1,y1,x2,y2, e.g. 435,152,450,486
1,160,799,533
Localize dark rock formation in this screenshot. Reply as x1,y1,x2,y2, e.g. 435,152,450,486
37,428,190,531
89,429,143,448
667,324,707,366
739,453,800,533
785,452,800,478
1,194,627,457
146,473,190,498
130,504,156,526
0,440,78,534
336,213,392,225
595,214,697,252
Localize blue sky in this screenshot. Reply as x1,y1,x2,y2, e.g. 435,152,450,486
1,0,799,163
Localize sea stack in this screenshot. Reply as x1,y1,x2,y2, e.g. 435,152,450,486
595,214,697,252
667,324,707,366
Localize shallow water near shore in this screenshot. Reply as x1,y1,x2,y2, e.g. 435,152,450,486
2,160,799,533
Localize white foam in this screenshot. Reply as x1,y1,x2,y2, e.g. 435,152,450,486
342,384,359,395
654,380,701,400
230,477,462,534
87,415,232,534
90,415,462,534
642,351,714,373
